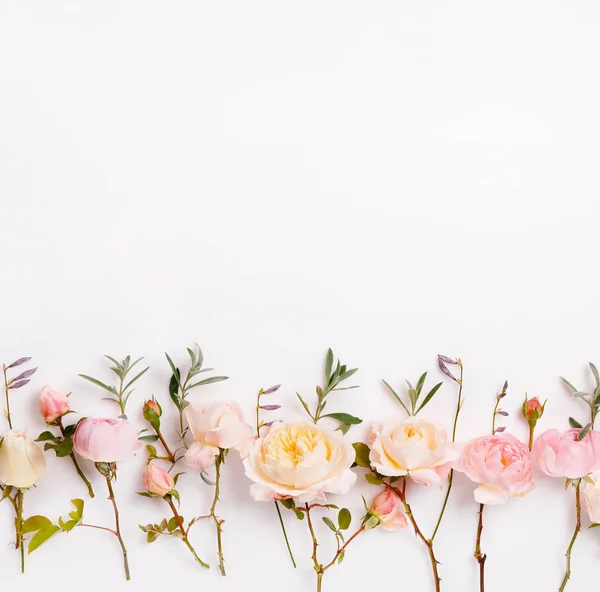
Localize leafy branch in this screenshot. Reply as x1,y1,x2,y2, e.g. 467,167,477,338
3,356,37,429
382,371,443,416
561,362,600,434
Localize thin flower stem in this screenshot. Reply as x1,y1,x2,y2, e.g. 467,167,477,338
528,427,534,451
104,476,131,581
80,523,117,535
165,496,209,568
559,482,582,592
321,526,365,571
156,430,176,464
16,489,24,573
3,365,13,429
210,451,226,576
59,422,94,497
474,503,486,592
430,362,464,542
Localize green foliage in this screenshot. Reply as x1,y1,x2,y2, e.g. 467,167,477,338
352,442,371,468
562,364,600,428
383,371,443,416
24,499,84,554
338,508,351,531
36,428,75,458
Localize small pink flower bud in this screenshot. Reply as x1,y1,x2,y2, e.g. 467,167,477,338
144,398,161,417
522,396,545,427
143,398,162,431
39,385,70,423
369,488,408,530
143,462,174,497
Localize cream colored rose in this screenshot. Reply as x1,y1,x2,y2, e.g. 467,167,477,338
369,417,459,486
582,471,600,524
243,421,356,503
0,429,46,488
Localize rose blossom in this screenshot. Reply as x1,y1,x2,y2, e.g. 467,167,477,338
73,417,141,463
183,401,254,470
39,385,70,423
532,428,600,479
0,430,46,488
368,417,460,486
143,462,174,497
369,488,408,530
243,421,356,503
582,471,600,524
456,433,534,504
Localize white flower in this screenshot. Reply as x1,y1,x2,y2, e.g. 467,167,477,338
582,471,600,524
0,430,46,488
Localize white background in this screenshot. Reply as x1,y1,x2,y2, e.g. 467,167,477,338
1,2,599,591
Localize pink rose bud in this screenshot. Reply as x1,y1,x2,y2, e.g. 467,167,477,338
39,385,70,423
73,417,142,463
143,398,162,431
144,399,161,417
369,488,408,530
143,462,174,497
522,396,545,427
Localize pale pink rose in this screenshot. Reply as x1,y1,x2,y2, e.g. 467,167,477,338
184,441,221,470
243,421,357,503
143,462,174,497
39,385,70,423
73,417,141,463
456,433,533,504
369,488,408,530
533,428,600,479
368,417,460,486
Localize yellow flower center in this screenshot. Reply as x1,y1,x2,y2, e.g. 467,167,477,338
265,424,331,467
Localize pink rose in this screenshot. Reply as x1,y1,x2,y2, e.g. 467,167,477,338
39,385,70,423
73,417,141,463
369,488,408,530
533,428,600,479
143,462,174,497
456,433,534,504
183,401,253,470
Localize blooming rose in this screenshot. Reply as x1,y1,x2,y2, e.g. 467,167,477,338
39,385,70,423
533,428,600,479
183,401,254,470
73,417,141,463
243,421,356,503
456,433,533,504
369,488,407,530
368,418,460,486
143,462,174,497
582,471,600,524
0,430,46,488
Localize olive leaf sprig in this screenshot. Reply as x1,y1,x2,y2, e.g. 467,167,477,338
561,362,600,437
382,370,443,417
165,344,228,445
79,354,149,416
296,348,361,433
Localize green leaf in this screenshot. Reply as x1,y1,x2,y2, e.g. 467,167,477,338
382,379,410,416
146,444,157,457
337,423,351,435
416,382,443,414
78,375,117,395
200,470,216,486
561,377,578,393
63,424,77,437
591,363,600,388
69,499,84,522
36,431,57,442
569,417,583,429
187,376,228,389
123,366,150,392
139,435,159,442
104,355,123,370
579,423,592,441
165,353,178,378
322,517,337,532
60,519,78,532
136,492,154,498
55,437,73,457
147,531,158,543
365,473,383,486
293,509,305,520
22,515,52,534
352,442,371,468
280,498,295,510
169,371,180,409
325,348,334,382
28,525,60,553
168,489,181,506
338,368,358,382
337,550,345,564
415,372,427,396
296,392,313,419
338,508,351,530
322,412,362,425
168,517,180,532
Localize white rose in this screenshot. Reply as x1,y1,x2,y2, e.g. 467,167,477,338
368,417,459,486
582,471,600,524
0,429,46,488
243,421,356,503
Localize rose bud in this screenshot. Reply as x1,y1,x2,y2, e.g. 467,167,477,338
522,396,545,428
73,417,142,463
0,430,47,488
369,488,408,530
143,462,174,497
39,385,70,423
143,398,162,431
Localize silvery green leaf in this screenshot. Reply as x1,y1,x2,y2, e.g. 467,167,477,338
590,363,600,388
560,377,578,393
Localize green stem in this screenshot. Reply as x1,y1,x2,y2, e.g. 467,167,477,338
16,489,24,573
275,501,297,567
305,504,323,591
3,365,13,429
210,451,226,576
59,422,94,497
430,362,463,542
474,503,486,592
156,429,176,464
104,476,131,580
559,483,582,592
165,497,209,568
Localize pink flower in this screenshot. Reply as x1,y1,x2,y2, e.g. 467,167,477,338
73,417,141,463
183,401,254,470
369,488,408,530
456,433,534,504
533,428,600,479
143,462,174,497
39,385,70,423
